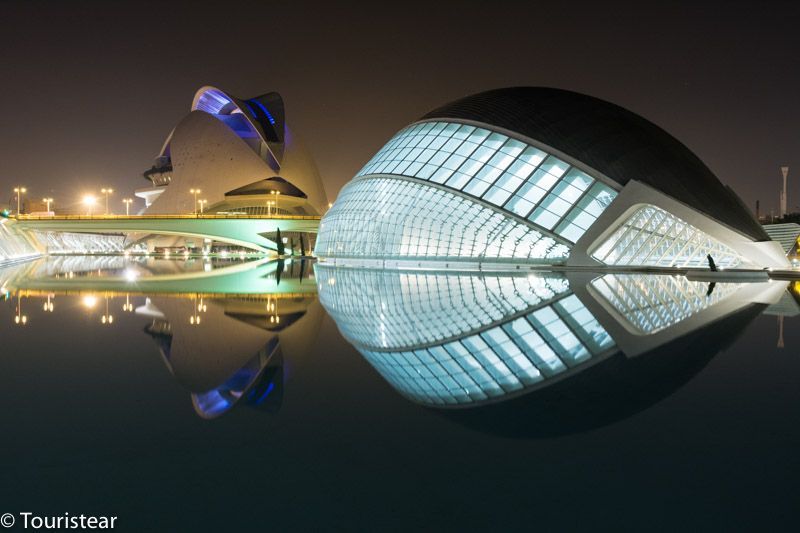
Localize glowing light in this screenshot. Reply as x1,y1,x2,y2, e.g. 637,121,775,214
82,295,98,309
124,269,138,282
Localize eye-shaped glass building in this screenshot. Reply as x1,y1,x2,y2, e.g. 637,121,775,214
316,88,786,269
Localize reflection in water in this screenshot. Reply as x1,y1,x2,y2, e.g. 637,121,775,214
316,266,616,406
317,263,790,435
2,254,797,432
140,293,321,418
0,256,321,419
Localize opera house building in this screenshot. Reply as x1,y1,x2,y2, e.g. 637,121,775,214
315,87,787,270
133,86,328,251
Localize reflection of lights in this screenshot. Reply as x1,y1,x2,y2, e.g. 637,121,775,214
100,294,113,325
189,294,203,325
220,250,229,258
327,277,336,286
122,294,134,312
267,296,280,324
82,295,98,309
43,294,54,312
14,294,27,325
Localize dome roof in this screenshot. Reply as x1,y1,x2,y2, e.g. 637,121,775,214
423,87,766,241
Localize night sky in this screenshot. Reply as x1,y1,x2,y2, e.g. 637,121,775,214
2,0,798,215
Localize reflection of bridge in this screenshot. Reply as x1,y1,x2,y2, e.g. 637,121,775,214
14,214,321,253
2,257,318,295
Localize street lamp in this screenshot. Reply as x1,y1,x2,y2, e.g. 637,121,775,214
122,198,133,216
42,197,54,213
100,188,114,215
270,190,280,215
13,187,26,215
83,194,98,216
189,188,201,214
198,199,207,214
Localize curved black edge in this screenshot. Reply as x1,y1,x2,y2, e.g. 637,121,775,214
423,87,767,242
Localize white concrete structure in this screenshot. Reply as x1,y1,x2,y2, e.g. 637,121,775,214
137,86,328,216
316,88,788,270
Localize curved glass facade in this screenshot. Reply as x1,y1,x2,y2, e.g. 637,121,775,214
590,205,745,268
318,113,774,269
356,121,618,244
317,265,615,406
316,178,569,261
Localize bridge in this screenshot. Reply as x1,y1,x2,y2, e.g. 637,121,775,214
13,214,321,253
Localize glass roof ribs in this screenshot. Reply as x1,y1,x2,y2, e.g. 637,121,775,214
355,120,619,246
590,205,745,269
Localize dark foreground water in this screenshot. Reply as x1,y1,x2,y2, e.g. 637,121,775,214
0,256,798,531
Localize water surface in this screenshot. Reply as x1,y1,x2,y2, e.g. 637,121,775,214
0,257,798,531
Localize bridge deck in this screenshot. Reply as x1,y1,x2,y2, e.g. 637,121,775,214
14,214,322,252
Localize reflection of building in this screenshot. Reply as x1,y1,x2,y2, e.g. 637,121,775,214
141,293,323,419
316,88,787,269
317,263,786,434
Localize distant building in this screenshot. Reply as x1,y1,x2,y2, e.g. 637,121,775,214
316,87,787,270
132,86,328,251
136,86,327,216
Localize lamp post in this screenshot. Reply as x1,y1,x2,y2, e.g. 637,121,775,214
83,195,97,216
13,187,26,215
100,188,114,215
198,199,207,214
43,197,54,213
190,188,201,214
270,190,280,215
267,200,274,215
122,198,133,216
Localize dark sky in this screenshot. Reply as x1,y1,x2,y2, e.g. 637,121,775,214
1,0,798,215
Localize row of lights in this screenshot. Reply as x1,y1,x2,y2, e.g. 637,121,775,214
12,185,305,217
11,294,284,327
12,186,136,216
12,293,137,326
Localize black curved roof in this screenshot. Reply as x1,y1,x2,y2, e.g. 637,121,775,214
423,87,767,241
